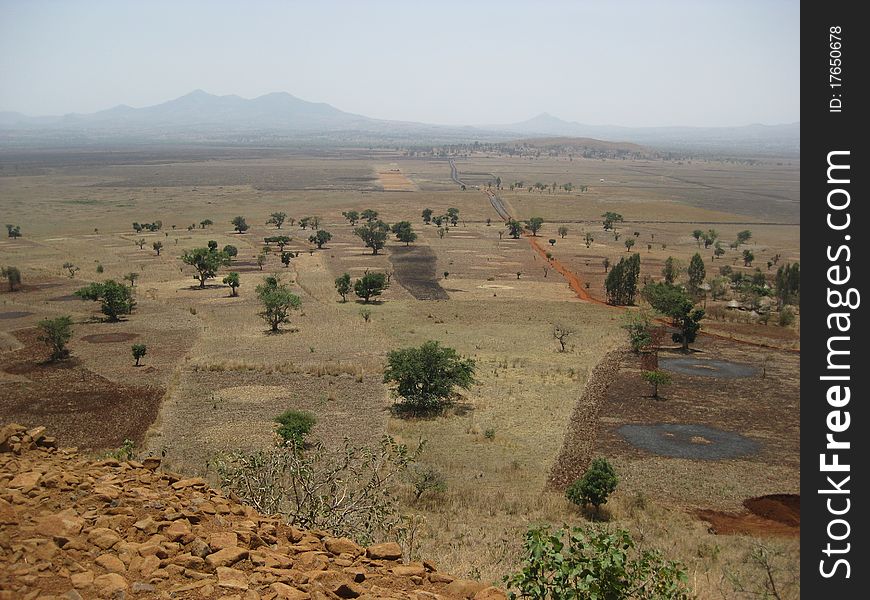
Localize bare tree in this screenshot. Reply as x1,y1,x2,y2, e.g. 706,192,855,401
553,324,574,352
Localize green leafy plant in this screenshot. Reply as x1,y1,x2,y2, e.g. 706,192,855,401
566,457,618,512
274,410,316,445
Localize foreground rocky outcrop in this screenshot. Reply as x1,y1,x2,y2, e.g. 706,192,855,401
0,424,505,600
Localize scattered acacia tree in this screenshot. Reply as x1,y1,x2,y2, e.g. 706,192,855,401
602,257,610,273
566,457,618,513
526,216,544,236
342,210,360,225
256,252,266,270
506,220,523,239
553,324,574,352
774,262,800,307
687,252,706,295
2,266,22,291
692,229,704,247
736,229,753,245
714,241,726,259
361,209,379,222
208,240,219,252
354,271,388,303
391,221,417,246
281,251,292,267
222,245,238,261
703,228,719,249
75,280,136,321
642,282,705,352
605,253,641,306
152,241,163,256
421,208,433,224
63,262,79,278
624,238,636,252
334,273,352,302
308,230,332,249
354,220,390,255
743,249,755,266
6,224,22,238
38,316,73,361
222,271,240,296
662,256,680,284
437,227,446,239
409,464,447,501
274,409,316,446
256,276,302,333
601,211,624,231
621,310,654,352
231,216,249,234
124,272,139,287
200,219,213,229
181,247,229,288
642,370,672,399
505,525,691,599
135,238,146,250
383,340,476,412
131,343,147,366
558,225,569,239
267,211,287,228
548,239,556,247
213,435,422,545
446,207,460,226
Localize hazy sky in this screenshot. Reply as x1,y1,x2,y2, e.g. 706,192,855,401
0,0,799,127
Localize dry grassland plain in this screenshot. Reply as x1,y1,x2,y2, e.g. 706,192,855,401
0,149,800,597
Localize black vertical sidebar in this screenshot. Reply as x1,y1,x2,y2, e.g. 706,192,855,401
802,1,868,597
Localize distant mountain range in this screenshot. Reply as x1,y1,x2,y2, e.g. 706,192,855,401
0,90,799,155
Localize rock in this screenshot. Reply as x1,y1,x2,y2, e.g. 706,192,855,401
208,531,238,550
131,582,156,593
87,528,121,550
365,542,403,561
206,546,249,568
342,567,367,583
34,510,84,540
8,471,41,489
141,457,161,471
324,537,363,557
294,551,329,572
93,573,128,596
444,579,487,598
70,571,94,588
474,587,508,600
393,565,427,577
172,477,207,490
95,553,126,573
217,566,249,590
132,516,158,534
270,582,309,599
164,519,193,542
428,572,454,584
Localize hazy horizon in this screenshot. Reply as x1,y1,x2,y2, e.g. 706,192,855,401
0,0,799,128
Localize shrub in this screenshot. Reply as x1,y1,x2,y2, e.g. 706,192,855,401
566,457,618,511
409,464,447,500
505,525,691,599
641,369,672,398
75,280,136,321
383,341,476,412
620,310,653,352
274,410,316,445
132,343,147,366
778,305,796,327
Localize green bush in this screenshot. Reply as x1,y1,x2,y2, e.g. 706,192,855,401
778,305,796,327
566,457,618,511
274,410,316,445
505,524,691,599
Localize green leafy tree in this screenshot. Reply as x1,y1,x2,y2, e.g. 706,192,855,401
662,256,680,284
152,241,163,256
567,458,618,511
308,230,332,249
642,370,672,399
124,272,139,287
687,252,706,293
505,525,691,600
692,229,704,247
621,310,654,353
558,225,569,239
601,211,623,231
354,220,390,255
624,238,636,252
75,280,136,321
231,216,249,234
774,262,800,307
200,219,213,229
736,229,753,245
6,224,22,238
131,343,147,366
274,410,316,445
2,266,22,291
267,211,287,228
334,273,352,302
703,228,718,249
642,282,705,352
421,208,433,224
506,220,524,239
713,241,726,259
446,207,460,226
38,316,73,361
525,217,544,236
742,249,755,266
391,221,417,246
256,277,302,332
181,247,229,288
223,271,240,296
361,209,379,222
342,210,360,225
135,238,146,250
222,245,238,261
354,271,388,303
605,254,641,306
383,341,476,411
208,240,219,252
